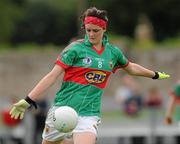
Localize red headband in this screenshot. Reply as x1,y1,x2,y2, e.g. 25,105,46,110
84,16,107,29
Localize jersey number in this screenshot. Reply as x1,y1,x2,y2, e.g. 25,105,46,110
98,61,102,68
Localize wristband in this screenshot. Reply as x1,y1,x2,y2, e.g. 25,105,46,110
25,96,37,109
152,71,159,79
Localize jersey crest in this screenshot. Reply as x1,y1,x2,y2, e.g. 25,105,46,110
85,71,106,84
82,57,92,67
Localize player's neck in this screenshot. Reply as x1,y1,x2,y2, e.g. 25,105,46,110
93,43,103,51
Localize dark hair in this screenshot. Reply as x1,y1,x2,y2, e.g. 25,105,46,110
80,7,108,23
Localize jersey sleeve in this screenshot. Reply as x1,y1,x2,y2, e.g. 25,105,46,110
112,47,129,73
169,84,180,104
55,42,78,69
173,84,180,97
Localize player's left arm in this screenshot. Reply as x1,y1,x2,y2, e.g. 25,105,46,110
123,62,170,79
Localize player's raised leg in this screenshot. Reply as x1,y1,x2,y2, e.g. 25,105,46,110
73,132,96,144
42,139,63,144
42,137,73,144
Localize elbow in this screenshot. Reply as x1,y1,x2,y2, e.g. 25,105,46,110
125,69,134,75
127,70,137,76
124,63,137,75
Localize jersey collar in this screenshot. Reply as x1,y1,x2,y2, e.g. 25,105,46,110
91,45,104,55
84,34,109,47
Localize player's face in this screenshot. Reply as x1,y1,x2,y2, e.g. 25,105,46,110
85,24,106,46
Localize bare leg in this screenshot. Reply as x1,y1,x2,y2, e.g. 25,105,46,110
42,138,73,144
73,132,96,144
42,139,63,144
62,138,73,144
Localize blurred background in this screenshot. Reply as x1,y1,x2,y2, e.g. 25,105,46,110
0,0,180,144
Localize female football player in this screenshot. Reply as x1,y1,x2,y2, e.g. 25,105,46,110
10,7,170,144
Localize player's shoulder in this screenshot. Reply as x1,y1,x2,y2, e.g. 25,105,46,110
64,39,84,52
69,40,83,48
106,43,123,54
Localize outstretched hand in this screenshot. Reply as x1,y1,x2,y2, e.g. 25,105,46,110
152,71,170,80
9,99,30,119
158,72,170,79
164,117,172,125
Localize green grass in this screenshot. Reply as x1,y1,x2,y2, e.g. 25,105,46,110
0,36,179,53
158,37,180,48
0,43,62,53
108,34,180,49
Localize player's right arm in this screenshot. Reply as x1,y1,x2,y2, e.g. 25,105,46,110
28,65,64,101
10,65,64,119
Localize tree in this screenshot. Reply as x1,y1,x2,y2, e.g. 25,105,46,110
11,1,78,45
88,0,180,40
0,0,25,42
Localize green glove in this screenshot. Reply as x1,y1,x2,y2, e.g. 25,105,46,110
152,71,170,80
10,99,30,119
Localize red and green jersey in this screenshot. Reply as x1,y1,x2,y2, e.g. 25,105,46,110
170,83,180,103
170,83,180,120
173,84,180,97
54,34,129,116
